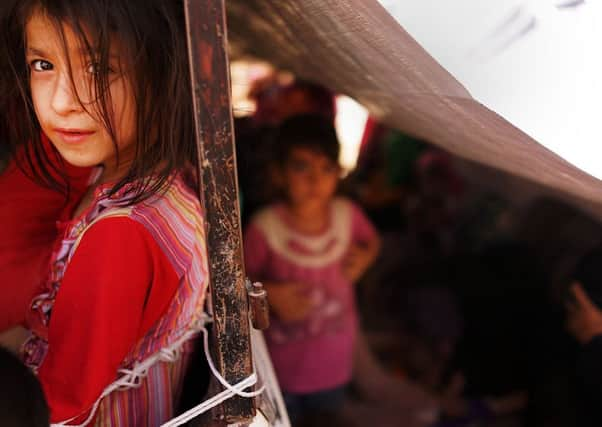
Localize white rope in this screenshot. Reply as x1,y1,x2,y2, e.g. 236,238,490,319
51,314,265,427
199,322,265,399
160,324,265,427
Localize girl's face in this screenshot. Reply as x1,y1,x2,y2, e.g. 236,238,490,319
282,146,340,211
25,12,136,182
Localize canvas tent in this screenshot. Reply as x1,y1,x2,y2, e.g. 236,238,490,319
226,0,602,217
382,0,601,180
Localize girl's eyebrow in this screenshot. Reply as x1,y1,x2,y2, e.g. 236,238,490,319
26,47,48,57
27,46,119,60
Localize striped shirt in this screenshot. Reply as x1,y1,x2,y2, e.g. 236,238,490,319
23,173,208,426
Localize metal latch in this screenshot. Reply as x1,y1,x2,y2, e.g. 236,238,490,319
246,279,270,330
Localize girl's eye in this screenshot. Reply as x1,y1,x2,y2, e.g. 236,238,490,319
30,59,53,72
86,62,115,75
86,62,100,74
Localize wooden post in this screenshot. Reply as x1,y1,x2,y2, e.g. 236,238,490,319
184,0,256,423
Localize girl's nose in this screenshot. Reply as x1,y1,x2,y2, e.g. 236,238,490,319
51,73,82,115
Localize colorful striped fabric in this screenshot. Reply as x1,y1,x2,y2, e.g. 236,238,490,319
23,173,209,426
92,340,194,426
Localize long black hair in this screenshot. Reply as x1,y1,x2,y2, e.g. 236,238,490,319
0,0,197,203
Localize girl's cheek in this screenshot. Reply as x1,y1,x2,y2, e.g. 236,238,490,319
30,86,47,120
287,170,308,185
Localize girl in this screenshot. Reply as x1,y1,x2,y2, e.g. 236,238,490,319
243,114,381,421
1,1,208,425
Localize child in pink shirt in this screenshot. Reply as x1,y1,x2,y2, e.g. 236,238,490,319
244,114,380,421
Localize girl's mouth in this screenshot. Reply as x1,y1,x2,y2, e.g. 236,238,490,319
53,128,95,144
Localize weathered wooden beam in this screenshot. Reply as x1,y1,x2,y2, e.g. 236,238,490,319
184,0,255,423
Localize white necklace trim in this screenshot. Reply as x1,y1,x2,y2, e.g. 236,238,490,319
252,198,352,268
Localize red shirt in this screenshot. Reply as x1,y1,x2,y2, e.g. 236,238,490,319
38,217,179,423
2,142,183,422
0,150,89,332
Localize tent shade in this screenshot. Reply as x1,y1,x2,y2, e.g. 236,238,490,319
226,0,602,216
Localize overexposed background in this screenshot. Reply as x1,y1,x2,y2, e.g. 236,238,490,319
379,0,602,179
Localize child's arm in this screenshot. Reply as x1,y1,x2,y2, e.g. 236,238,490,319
566,282,602,344
262,281,312,323
342,202,381,284
244,223,312,323
38,218,178,424
342,236,381,284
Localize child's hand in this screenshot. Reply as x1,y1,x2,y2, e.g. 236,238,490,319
264,282,313,323
342,243,378,284
566,282,602,344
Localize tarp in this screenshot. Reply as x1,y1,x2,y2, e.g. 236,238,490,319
381,0,602,180
227,0,602,216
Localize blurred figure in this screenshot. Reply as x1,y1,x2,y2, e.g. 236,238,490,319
399,286,463,391
236,77,336,225
404,148,464,259
244,114,381,424
249,77,336,127
350,122,424,232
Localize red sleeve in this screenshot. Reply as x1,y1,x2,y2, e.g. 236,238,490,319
243,223,270,282
38,217,179,424
349,201,378,244
0,143,90,332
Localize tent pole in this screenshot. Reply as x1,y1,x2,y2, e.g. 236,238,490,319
184,0,256,423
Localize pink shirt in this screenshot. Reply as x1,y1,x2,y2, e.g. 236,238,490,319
244,198,377,393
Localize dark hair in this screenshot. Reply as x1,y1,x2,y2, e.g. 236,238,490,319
249,78,335,127
1,0,196,203
0,347,49,427
287,80,336,120
275,113,340,166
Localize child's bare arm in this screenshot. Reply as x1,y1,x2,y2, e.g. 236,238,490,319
342,234,381,284
566,282,602,344
263,281,313,323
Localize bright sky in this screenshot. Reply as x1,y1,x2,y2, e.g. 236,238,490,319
335,96,368,172
378,0,602,179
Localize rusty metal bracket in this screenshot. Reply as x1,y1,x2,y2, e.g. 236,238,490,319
246,279,270,331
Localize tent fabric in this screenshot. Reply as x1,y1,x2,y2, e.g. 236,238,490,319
226,0,602,213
